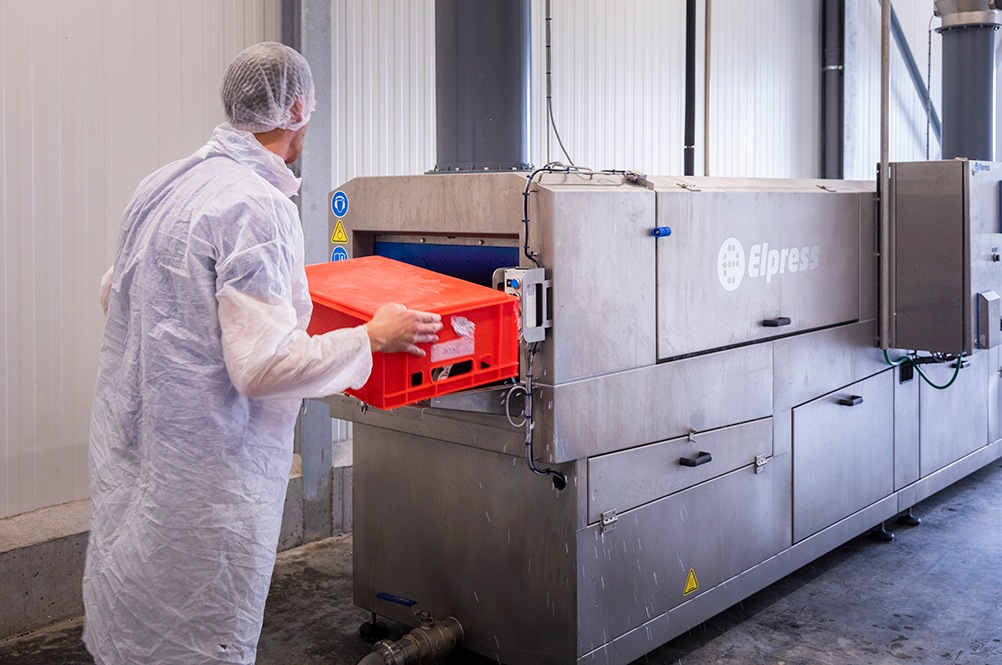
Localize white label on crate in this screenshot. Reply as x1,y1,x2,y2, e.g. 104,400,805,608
431,335,475,363
451,316,476,337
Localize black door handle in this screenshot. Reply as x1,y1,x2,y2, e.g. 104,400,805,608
680,451,713,467
763,317,792,327
837,395,864,406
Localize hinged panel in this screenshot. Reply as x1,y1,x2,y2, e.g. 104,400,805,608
578,454,791,652
588,418,773,523
793,370,894,542
656,189,861,359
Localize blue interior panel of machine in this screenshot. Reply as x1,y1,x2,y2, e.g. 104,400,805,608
373,240,519,287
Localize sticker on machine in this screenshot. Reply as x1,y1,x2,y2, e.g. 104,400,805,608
330,220,348,244
430,316,476,363
683,568,699,596
331,190,349,217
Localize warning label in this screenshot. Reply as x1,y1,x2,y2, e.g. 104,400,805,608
330,220,348,244
683,569,699,596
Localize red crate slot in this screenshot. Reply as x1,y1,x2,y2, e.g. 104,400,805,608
305,255,520,409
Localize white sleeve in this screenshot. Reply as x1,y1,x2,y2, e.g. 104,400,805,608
217,285,373,400
100,265,114,315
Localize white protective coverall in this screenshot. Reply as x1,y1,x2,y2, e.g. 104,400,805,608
83,123,371,664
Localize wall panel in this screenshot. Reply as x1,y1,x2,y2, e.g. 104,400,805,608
846,1,940,180
0,0,280,519
331,0,437,188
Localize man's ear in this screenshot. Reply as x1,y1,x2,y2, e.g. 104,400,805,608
289,97,305,125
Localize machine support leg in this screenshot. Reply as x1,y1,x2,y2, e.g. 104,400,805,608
869,521,895,543
896,507,921,527
360,612,389,643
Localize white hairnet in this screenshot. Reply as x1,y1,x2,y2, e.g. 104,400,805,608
221,42,316,132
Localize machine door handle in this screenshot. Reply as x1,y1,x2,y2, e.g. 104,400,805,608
837,395,864,407
762,316,792,327
680,451,713,467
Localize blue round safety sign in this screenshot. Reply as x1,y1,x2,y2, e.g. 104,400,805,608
331,191,349,218
331,246,349,262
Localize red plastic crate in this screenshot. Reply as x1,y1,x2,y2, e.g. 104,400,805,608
305,256,520,409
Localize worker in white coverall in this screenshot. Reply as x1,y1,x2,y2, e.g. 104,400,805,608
83,42,442,665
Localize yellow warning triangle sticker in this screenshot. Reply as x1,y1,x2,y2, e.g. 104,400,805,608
330,219,349,244
683,568,699,596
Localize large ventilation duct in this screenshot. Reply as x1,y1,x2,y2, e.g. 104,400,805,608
434,0,532,172
935,0,1001,160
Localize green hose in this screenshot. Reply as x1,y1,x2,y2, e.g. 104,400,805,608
883,349,964,390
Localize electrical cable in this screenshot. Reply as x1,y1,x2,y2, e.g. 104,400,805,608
517,163,645,491
926,14,934,160
504,384,528,428
521,342,566,489
544,0,575,166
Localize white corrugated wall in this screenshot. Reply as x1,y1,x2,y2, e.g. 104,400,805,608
327,0,824,185
331,0,437,186
530,0,688,175
1,0,947,520
0,0,281,519
845,1,941,180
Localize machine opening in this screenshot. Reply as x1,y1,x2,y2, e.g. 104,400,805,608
372,234,519,287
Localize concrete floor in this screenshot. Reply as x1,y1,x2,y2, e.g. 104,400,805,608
2,461,1001,665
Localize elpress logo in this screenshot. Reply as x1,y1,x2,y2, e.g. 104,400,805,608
717,237,746,291
717,236,820,291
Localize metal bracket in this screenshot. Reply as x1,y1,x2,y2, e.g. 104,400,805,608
494,267,552,343
687,427,698,443
676,181,701,192
600,509,618,534
755,454,769,474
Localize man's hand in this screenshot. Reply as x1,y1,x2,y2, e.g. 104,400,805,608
365,303,443,356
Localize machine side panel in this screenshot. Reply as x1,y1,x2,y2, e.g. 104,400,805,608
890,161,966,353
792,370,894,542
919,350,990,476
772,320,885,413
860,188,878,321
333,173,526,259
577,454,791,656
352,424,579,665
894,367,921,490
990,346,1001,444
656,190,861,358
536,344,774,463
531,187,657,383
587,418,773,524
969,165,1002,351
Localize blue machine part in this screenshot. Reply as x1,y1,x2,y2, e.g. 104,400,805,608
373,240,520,287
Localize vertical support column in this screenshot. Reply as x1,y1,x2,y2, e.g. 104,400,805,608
285,0,335,544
